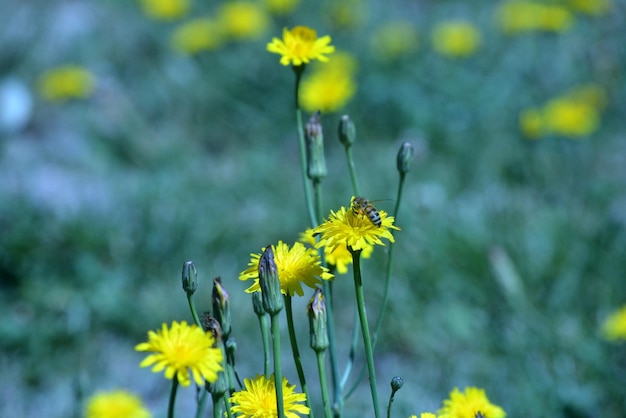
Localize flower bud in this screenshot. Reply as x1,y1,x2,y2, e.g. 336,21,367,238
338,114,356,147
212,277,232,339
251,290,265,317
306,111,327,182
396,141,415,175
201,312,223,343
390,376,404,393
258,245,283,315
307,288,329,352
181,261,198,295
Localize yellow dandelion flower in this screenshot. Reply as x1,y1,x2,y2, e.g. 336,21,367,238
431,21,481,58
299,228,372,274
230,374,310,418
601,305,626,341
171,18,223,54
438,387,506,418
135,321,223,387
313,197,399,254
495,1,573,33
37,65,94,102
267,26,335,66
239,241,333,296
371,21,419,62
218,2,270,40
85,390,152,418
421,414,438,418
567,0,611,16
263,0,300,15
543,97,599,137
137,0,189,20
300,71,356,112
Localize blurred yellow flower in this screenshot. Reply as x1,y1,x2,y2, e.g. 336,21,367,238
431,21,481,58
496,1,573,33
438,387,506,418
85,390,151,418
263,0,300,15
299,52,358,113
218,2,270,41
567,0,611,16
37,65,94,102
135,321,223,387
602,305,626,341
171,18,223,54
267,26,335,66
371,22,419,61
137,0,189,20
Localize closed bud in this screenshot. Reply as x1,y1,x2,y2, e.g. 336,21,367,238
181,261,198,295
251,290,265,317
306,111,327,182
258,245,283,315
201,312,223,343
212,277,232,338
396,141,415,175
338,114,356,147
390,376,404,393
307,288,329,352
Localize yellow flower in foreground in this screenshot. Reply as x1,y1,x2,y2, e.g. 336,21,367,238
431,21,481,58
230,374,310,418
171,18,223,54
267,26,335,66
37,65,94,102
135,321,223,387
313,197,399,253
438,387,506,418
218,2,270,40
137,0,189,20
496,1,573,33
239,241,333,296
371,21,419,61
299,228,372,274
602,305,626,341
85,390,151,418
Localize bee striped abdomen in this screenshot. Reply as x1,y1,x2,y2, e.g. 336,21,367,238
352,196,382,227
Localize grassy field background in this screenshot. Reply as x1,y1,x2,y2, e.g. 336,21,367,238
1,0,626,417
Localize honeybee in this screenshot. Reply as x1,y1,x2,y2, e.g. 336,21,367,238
351,196,382,227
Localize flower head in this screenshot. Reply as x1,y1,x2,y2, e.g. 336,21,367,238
299,228,372,274
137,0,189,20
37,65,94,102
230,374,310,418
495,1,573,33
239,241,333,296
85,390,151,418
171,18,223,54
601,305,626,341
313,197,399,254
218,1,270,40
431,21,481,58
267,26,335,66
438,387,506,418
135,321,223,387
300,52,358,112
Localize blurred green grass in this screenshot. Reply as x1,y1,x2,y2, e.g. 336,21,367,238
1,0,626,417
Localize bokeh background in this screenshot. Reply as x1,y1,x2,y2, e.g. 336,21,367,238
1,0,626,416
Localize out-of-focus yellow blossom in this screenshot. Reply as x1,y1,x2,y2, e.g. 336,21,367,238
431,21,481,58
300,52,358,113
171,18,223,54
85,390,152,418
496,1,573,33
371,22,419,61
263,0,300,15
137,0,189,20
567,0,611,16
519,84,607,139
37,65,94,102
218,2,270,41
602,305,626,341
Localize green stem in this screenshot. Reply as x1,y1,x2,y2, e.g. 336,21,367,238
187,294,202,328
211,394,223,418
168,376,179,418
350,249,380,418
271,313,285,418
284,296,314,418
324,280,341,416
224,395,233,418
316,351,333,418
344,146,360,196
258,314,271,379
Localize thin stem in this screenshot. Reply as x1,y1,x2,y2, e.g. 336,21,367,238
258,314,271,379
316,351,333,418
168,376,179,418
324,280,341,416
344,146,360,196
271,313,285,418
224,395,233,418
350,249,380,418
186,294,202,328
284,296,314,418
211,394,223,418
